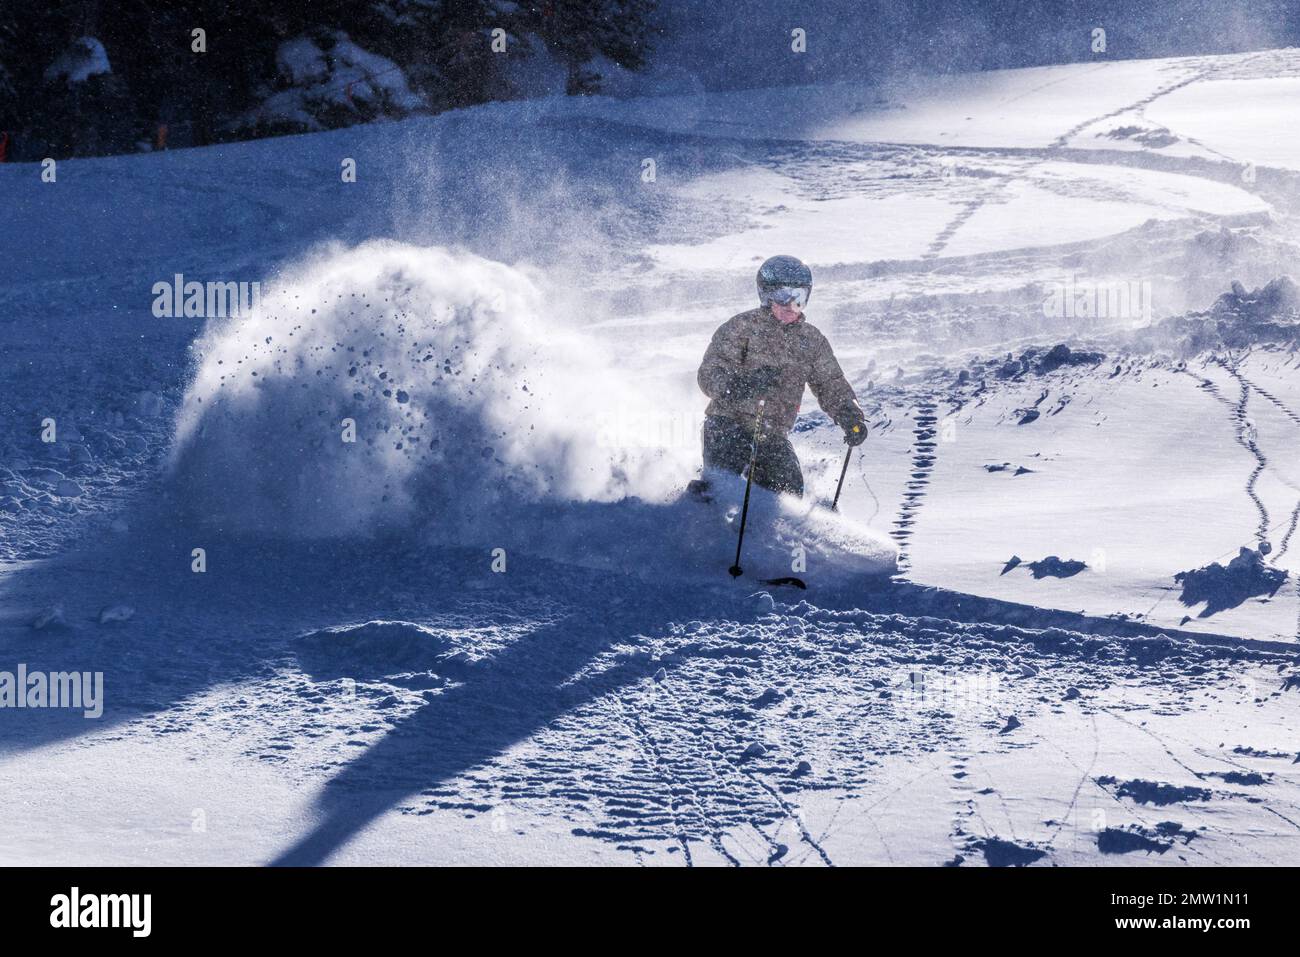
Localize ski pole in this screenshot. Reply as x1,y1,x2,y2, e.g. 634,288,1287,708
831,424,862,512
729,400,766,579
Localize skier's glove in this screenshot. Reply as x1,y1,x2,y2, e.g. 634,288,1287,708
728,366,782,401
842,419,868,446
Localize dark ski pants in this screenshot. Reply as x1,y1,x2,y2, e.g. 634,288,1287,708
702,414,804,497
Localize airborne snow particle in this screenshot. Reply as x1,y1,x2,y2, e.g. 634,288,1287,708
31,605,67,630
98,604,135,624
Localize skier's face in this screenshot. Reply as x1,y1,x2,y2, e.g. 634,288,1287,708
771,300,803,324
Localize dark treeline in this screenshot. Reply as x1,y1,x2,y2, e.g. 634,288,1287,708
3,0,1297,161
0,0,658,160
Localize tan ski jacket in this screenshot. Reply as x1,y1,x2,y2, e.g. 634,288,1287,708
698,306,863,434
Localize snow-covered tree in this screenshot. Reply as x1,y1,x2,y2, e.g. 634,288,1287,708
0,0,661,158
235,30,429,136
526,0,658,95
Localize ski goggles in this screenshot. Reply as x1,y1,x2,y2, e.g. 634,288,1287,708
766,285,809,308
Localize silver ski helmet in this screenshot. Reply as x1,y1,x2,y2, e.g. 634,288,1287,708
756,254,812,308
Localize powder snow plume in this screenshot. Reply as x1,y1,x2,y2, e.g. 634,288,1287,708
169,240,695,538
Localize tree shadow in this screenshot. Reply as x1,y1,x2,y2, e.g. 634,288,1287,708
0,495,647,756
0,505,284,754
269,607,674,866
0,491,723,863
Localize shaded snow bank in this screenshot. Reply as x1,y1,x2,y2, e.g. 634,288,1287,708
502,467,897,587
294,620,487,687
1129,276,1300,356
1175,547,1288,617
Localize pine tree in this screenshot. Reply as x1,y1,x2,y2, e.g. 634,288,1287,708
0,14,18,136
527,0,658,95
0,0,662,157
355,0,530,111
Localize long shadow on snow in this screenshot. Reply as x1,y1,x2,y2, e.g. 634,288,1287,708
0,509,271,753
0,497,623,757
0,496,720,865
268,589,694,866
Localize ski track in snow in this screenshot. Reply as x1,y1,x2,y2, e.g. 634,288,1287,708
1187,360,1293,555
890,400,940,572
1049,57,1240,149
919,52,1265,262
1209,358,1300,644
1210,358,1300,563
1201,355,1300,559
1226,361,1271,546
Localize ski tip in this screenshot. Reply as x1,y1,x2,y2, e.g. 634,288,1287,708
760,576,808,589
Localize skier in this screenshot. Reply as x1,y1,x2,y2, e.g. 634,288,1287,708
696,255,867,497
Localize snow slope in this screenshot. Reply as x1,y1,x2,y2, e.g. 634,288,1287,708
4,49,1300,866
